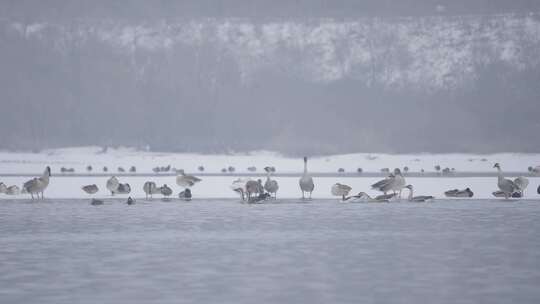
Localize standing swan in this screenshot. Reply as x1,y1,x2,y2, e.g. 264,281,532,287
299,156,314,199
264,166,279,199
143,181,159,200
23,166,51,199
493,163,518,199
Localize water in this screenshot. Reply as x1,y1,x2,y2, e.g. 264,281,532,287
1,199,539,304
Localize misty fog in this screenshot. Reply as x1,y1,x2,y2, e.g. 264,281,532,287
1,1,539,155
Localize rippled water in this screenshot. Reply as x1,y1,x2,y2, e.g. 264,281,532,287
1,199,539,304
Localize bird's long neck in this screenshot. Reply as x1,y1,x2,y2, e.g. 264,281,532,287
303,161,308,174
41,169,50,183
496,167,504,181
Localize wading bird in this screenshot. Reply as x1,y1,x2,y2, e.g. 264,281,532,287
299,157,314,199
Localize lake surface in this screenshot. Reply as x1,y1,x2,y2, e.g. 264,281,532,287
1,198,539,304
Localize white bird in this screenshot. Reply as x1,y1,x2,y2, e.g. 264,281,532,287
231,178,250,201
331,183,352,200
5,185,20,196
0,182,7,194
82,184,99,195
176,170,202,189
493,163,518,199
299,156,314,199
405,185,434,202
106,176,120,195
513,176,529,196
23,166,51,199
143,181,160,200
264,166,279,199
371,168,406,197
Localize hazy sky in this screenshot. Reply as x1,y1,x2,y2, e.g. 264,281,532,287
0,1,539,154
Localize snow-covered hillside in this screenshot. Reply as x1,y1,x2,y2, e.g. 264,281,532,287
5,14,540,89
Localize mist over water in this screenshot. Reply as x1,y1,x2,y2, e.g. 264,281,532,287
1,1,540,154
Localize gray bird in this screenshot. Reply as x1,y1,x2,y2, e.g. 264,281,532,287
405,185,434,202
82,184,99,195
264,167,279,199
23,166,51,199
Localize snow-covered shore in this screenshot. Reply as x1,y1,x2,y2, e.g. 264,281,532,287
0,147,539,199
1,146,539,174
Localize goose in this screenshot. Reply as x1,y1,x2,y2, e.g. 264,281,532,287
331,183,352,200
0,182,7,194
444,188,474,198
176,170,202,189
299,156,314,199
537,185,540,194
116,183,131,194
493,163,518,199
371,168,406,197
513,176,529,196
82,184,99,195
160,184,173,199
127,197,135,205
371,173,394,193
23,166,51,199
86,165,93,172
5,185,20,195
106,176,120,195
143,181,159,199
344,192,395,202
129,166,136,173
405,185,434,202
91,198,104,205
245,179,263,201
179,189,192,201
264,167,279,198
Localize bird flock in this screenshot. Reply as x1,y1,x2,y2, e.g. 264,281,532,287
1,158,538,204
